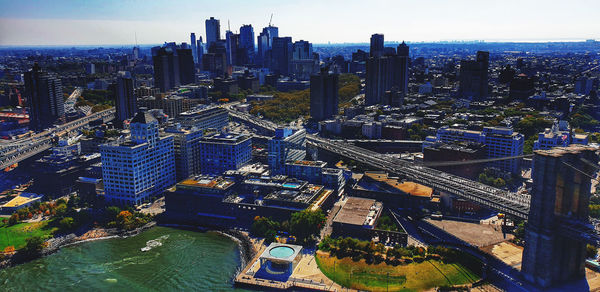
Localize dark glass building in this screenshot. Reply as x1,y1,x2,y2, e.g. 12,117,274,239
24,64,65,130
114,71,136,127
310,67,339,121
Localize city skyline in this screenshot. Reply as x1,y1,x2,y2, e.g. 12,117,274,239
1,0,599,46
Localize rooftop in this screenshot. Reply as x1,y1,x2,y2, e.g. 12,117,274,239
179,175,235,190
1,193,43,208
333,197,382,227
363,172,433,197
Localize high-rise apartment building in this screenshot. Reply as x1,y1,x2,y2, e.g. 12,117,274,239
164,123,203,181
268,128,306,174
199,132,252,175
310,68,339,121
114,71,136,127
433,126,524,173
459,51,489,100
365,38,409,106
153,47,180,92
290,40,318,80
205,17,221,49
24,64,65,130
100,111,176,206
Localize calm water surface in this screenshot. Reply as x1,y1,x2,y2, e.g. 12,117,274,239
0,226,250,291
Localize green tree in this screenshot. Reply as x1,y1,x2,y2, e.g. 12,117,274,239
23,236,46,256
290,209,326,244
59,217,75,231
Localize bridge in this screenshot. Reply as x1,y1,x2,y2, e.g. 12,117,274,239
0,108,115,169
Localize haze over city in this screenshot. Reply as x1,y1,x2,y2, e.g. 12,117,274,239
1,0,599,46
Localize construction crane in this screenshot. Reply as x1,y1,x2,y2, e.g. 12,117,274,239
269,13,273,27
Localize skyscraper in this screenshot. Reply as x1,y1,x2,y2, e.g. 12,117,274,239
365,39,409,106
190,33,198,64
458,51,489,100
370,34,384,57
114,71,136,127
100,110,176,206
205,17,221,49
310,67,339,121
271,37,292,76
203,41,227,77
225,30,239,66
177,47,195,85
24,63,65,130
196,37,204,67
153,47,180,92
257,25,278,67
239,24,255,64
290,40,318,80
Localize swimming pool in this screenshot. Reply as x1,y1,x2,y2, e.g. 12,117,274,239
269,246,295,259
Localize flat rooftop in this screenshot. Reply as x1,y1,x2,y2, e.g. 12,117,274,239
286,160,327,167
363,172,433,197
201,132,250,144
2,193,43,208
179,175,235,190
333,197,381,226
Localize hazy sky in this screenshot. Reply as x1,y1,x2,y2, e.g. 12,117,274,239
1,0,599,46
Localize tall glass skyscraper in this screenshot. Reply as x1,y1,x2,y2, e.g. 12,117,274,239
190,32,198,64
205,17,221,49
239,24,255,64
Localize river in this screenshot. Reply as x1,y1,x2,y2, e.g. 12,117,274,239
0,226,250,291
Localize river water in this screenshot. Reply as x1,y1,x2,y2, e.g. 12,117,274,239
0,227,249,291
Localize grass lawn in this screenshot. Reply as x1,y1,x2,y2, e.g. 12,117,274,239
0,220,57,250
315,251,480,292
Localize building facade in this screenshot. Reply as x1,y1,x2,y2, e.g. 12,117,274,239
310,68,339,121
24,64,65,130
200,132,252,175
100,111,176,205
268,128,306,174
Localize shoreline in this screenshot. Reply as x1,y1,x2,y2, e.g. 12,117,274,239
0,221,257,275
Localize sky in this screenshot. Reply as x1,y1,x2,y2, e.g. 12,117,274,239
0,0,599,46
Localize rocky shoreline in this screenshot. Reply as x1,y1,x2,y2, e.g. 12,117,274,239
0,221,156,270
0,221,256,274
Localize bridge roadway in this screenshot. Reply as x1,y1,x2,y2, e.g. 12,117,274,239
0,108,115,169
308,135,531,219
224,108,531,219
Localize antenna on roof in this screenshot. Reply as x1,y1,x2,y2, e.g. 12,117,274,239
135,32,138,47
269,13,273,27
228,20,231,31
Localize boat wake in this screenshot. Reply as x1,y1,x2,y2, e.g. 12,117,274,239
141,235,169,252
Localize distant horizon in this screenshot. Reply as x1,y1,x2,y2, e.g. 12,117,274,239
1,0,599,46
0,39,597,49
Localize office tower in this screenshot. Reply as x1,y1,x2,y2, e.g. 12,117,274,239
239,24,255,64
114,71,136,127
100,110,176,206
196,37,204,66
203,40,227,77
24,63,65,130
310,67,339,121
268,128,306,174
459,51,489,100
205,17,221,49
370,34,384,57
290,40,318,80
365,39,409,106
177,48,195,85
190,33,198,64
225,31,240,66
271,37,293,76
132,46,140,60
165,123,203,181
522,145,598,287
199,132,251,175
153,47,180,92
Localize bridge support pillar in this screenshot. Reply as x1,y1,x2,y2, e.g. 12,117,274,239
522,145,598,288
